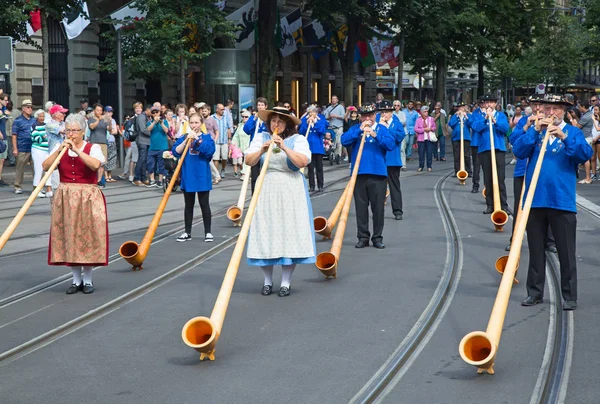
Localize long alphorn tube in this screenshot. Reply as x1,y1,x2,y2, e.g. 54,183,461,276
457,116,469,185
314,182,351,239
488,116,508,231
459,128,551,375
495,179,526,284
119,136,192,270
227,164,250,227
0,147,68,252
181,132,277,361
315,132,367,278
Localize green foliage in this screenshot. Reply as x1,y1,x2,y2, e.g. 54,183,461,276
100,0,235,80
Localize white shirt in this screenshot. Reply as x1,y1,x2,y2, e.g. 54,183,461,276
50,141,106,163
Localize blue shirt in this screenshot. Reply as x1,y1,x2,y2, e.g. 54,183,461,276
298,114,328,155
470,111,509,153
376,113,406,167
12,114,35,152
243,115,267,142
148,119,169,151
448,114,472,142
513,123,592,212
341,123,394,177
0,106,7,137
405,109,419,134
172,135,216,192
509,115,530,178
213,113,231,144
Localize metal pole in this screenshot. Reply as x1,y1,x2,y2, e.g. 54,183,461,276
117,29,125,169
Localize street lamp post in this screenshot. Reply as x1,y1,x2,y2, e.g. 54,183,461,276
298,45,320,106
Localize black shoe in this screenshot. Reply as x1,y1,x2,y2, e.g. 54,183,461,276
373,241,385,249
395,214,403,220
0,180,7,186
483,207,493,214
317,188,323,193
546,245,558,253
521,296,543,306
82,283,94,294
66,283,83,294
471,188,479,193
261,285,273,296
309,187,315,192
278,286,291,297
562,300,577,311
355,240,369,248
505,244,511,252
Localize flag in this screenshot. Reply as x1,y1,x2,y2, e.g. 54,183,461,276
63,1,90,40
226,0,258,50
279,8,302,57
301,21,329,59
370,37,397,67
355,40,375,67
110,1,147,30
27,10,42,36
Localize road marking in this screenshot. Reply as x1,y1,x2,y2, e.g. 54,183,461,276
576,194,600,220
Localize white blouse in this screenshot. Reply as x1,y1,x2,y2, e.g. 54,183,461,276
50,141,106,164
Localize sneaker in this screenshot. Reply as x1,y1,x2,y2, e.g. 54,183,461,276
46,191,53,198
133,180,143,186
233,172,238,178
128,176,134,182
37,191,47,198
177,232,192,242
146,181,157,188
510,159,517,165
220,170,225,179
156,181,163,188
205,233,214,242
97,182,105,189
14,188,23,194
0,179,7,186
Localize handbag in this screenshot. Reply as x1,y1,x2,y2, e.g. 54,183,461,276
429,132,438,142
0,137,6,154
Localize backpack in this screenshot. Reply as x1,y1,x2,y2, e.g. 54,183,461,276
123,116,139,142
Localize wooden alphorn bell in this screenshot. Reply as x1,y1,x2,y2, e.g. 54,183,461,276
457,114,469,185
313,182,351,239
0,147,68,252
487,113,508,231
495,181,526,284
120,124,192,271
181,130,277,361
315,131,367,278
459,126,551,375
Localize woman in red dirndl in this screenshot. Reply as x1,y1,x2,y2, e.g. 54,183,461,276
43,114,108,294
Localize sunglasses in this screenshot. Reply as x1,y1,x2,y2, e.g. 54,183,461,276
592,99,598,102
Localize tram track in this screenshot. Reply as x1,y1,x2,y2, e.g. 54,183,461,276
350,170,463,403
0,173,351,366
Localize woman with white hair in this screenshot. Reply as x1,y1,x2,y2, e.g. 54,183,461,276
31,109,53,197
43,113,107,295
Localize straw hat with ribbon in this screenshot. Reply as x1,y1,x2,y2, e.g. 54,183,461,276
257,106,301,126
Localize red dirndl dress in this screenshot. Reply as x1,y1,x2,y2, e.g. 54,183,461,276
48,142,109,266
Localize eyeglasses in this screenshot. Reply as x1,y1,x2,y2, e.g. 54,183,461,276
65,129,82,133
152,111,160,114
394,105,401,107
592,99,598,102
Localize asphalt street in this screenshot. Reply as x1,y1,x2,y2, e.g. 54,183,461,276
0,150,599,403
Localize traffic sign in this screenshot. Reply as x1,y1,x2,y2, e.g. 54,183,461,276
0,37,14,73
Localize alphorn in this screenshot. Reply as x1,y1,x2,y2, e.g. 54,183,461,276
459,127,551,375
119,134,192,270
315,132,367,278
487,115,508,231
0,147,68,252
457,116,469,185
313,181,351,239
226,164,250,227
181,131,277,361
495,179,526,284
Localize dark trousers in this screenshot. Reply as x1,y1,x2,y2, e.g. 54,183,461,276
470,146,481,189
308,153,324,189
250,163,261,194
354,174,387,243
183,191,211,235
417,140,433,169
433,135,446,159
526,208,577,301
479,150,508,210
452,140,472,176
134,144,149,182
387,166,403,216
511,176,556,247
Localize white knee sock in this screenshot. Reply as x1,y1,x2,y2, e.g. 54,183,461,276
261,265,273,286
82,266,93,285
71,268,82,285
281,264,296,288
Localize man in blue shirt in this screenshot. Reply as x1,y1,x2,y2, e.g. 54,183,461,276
513,94,593,311
469,99,486,193
448,102,472,179
243,97,268,193
341,103,394,249
212,103,232,179
404,101,419,162
470,94,510,214
12,99,35,194
146,106,169,187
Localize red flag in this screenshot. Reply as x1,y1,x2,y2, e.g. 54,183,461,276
27,9,42,35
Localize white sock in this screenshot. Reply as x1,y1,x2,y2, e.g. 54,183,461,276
82,266,93,285
71,268,82,285
281,264,296,288
261,266,273,286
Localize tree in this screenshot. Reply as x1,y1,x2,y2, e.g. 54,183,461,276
0,1,38,45
304,0,386,105
102,0,235,103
